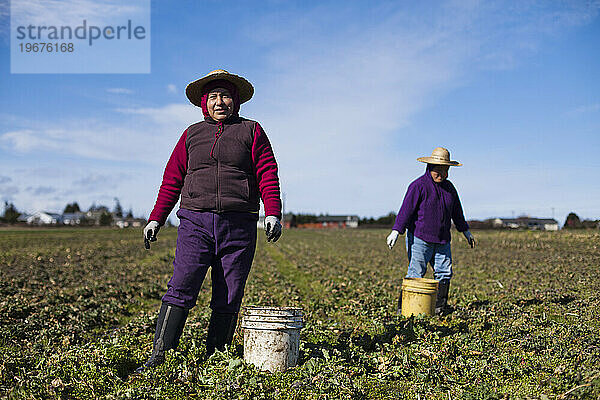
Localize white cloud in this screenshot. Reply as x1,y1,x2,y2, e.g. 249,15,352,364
1,0,148,45
24,186,57,196
167,84,177,94
471,1,599,70
9,0,145,28
0,104,201,217
0,102,198,219
0,127,141,161
567,103,600,115
107,88,134,95
0,175,19,202
242,7,465,214
0,162,164,217
236,1,600,216
116,103,200,129
0,0,9,42
0,104,201,164
0,0,7,18
73,173,115,188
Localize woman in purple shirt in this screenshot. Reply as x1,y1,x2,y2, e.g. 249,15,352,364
386,147,475,315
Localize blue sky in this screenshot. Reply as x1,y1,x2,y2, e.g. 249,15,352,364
0,0,599,225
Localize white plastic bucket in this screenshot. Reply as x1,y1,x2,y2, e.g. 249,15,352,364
241,306,303,372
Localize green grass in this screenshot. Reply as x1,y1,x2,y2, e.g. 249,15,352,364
1,228,599,399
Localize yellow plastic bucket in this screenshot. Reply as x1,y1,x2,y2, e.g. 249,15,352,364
401,278,439,317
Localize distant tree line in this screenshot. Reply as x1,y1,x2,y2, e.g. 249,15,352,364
1,198,137,226
63,202,81,213
285,211,600,230
563,212,599,229
291,214,319,225
2,202,599,230
0,202,20,224
286,212,397,227
359,212,397,227
61,199,134,226
284,212,397,228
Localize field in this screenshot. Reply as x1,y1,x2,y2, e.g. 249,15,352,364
1,227,599,399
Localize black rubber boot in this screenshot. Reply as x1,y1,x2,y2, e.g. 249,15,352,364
136,303,188,372
205,311,238,358
435,280,450,316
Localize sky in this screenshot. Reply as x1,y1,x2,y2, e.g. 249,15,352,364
0,0,599,226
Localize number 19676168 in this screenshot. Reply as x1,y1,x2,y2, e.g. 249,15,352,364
19,43,74,52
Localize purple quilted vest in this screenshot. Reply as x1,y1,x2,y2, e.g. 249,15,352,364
180,117,260,213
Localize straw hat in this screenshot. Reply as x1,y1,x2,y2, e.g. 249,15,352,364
186,69,254,107
417,147,462,166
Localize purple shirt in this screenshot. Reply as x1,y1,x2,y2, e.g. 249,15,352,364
392,168,469,244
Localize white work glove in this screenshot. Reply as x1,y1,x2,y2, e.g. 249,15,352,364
143,221,160,249
265,216,282,242
386,230,400,250
463,230,475,248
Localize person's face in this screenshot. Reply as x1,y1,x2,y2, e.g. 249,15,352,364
207,88,234,121
430,164,449,183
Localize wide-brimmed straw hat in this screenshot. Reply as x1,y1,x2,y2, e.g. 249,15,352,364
417,147,462,166
186,69,254,107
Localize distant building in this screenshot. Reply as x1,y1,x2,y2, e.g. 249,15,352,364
527,218,559,231
27,211,62,225
492,218,520,229
17,213,30,223
62,212,86,225
492,217,558,231
114,217,145,228
258,214,359,229
315,215,359,229
465,219,494,229
84,210,105,225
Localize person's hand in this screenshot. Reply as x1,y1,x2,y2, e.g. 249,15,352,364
143,221,160,249
387,230,400,250
265,216,282,242
463,230,475,248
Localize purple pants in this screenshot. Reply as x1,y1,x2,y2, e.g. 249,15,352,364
162,208,258,313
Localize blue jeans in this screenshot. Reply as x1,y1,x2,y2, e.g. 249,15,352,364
405,231,452,281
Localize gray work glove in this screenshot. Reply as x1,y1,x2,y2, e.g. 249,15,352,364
265,216,282,242
386,230,400,250
143,221,160,249
463,230,475,248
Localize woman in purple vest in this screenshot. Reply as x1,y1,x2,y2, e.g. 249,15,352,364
138,70,283,371
386,147,475,315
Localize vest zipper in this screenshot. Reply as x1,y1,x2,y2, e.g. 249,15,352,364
211,122,224,212
217,159,221,212
210,122,223,159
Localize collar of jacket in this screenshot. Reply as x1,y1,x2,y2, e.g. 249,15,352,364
203,115,242,125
